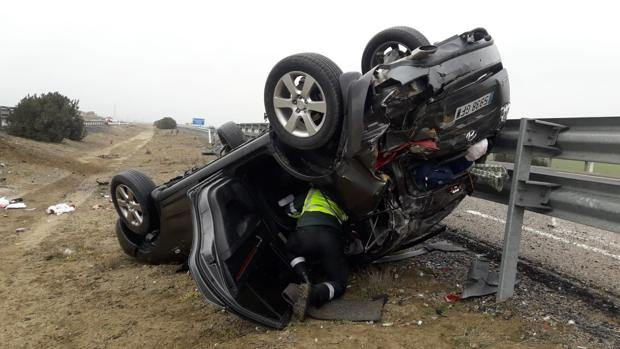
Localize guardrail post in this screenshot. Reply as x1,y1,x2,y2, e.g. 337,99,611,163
497,119,566,301
584,161,594,173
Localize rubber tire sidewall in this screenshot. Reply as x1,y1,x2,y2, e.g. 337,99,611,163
264,53,343,150
361,26,430,73
111,170,158,235
217,121,246,150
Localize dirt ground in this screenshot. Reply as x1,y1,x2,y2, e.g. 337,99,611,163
0,126,616,348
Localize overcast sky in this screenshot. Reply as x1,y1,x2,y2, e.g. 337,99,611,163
1,0,618,126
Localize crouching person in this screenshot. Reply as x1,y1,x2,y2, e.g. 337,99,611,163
285,188,349,320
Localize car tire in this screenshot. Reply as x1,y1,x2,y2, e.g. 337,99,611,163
264,53,343,150
217,121,246,152
361,26,430,73
111,170,158,235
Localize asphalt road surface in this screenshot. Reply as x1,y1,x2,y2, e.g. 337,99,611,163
442,196,620,296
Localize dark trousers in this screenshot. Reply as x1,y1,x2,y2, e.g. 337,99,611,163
286,225,348,306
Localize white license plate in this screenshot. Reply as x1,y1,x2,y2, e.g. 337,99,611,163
454,92,493,120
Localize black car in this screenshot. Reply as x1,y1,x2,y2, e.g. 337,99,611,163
110,27,510,329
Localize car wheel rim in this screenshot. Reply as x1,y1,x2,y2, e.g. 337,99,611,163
273,71,327,138
371,41,413,67
116,184,144,228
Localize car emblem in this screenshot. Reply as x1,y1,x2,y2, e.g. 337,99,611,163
466,130,477,142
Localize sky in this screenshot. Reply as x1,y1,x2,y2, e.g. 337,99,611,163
1,0,619,126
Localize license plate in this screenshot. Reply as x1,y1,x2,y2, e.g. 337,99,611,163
454,92,493,120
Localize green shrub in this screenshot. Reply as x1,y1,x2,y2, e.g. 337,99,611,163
154,117,177,129
7,92,86,143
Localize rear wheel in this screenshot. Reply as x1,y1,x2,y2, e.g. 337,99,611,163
361,26,430,73
264,53,343,150
111,170,157,235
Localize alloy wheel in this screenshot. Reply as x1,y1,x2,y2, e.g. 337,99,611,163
115,184,144,228
273,71,327,138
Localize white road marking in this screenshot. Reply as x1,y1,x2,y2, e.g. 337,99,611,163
551,226,620,249
465,210,620,262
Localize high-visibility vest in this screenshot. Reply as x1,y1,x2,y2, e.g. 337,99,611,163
300,189,348,224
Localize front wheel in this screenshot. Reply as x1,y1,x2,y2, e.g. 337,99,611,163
217,121,246,153
264,53,343,150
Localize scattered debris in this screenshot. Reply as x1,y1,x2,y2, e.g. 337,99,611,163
96,178,110,185
92,204,104,210
62,248,74,256
97,154,120,159
460,259,519,299
374,240,468,264
6,202,27,209
444,293,461,303
15,228,27,233
0,197,9,208
0,162,6,167
46,203,76,215
382,322,393,327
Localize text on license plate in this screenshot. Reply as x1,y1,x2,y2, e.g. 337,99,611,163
454,92,493,120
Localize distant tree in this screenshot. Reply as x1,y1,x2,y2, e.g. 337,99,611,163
7,92,86,143
154,117,177,129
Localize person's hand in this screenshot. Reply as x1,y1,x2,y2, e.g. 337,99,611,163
380,173,391,183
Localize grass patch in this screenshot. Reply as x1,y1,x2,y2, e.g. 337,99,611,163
551,159,620,177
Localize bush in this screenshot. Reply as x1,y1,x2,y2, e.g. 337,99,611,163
7,92,86,143
153,117,177,129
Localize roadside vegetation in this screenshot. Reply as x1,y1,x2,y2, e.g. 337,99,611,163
153,116,177,129
7,92,86,143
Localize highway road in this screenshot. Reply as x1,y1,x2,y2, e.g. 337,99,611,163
443,196,620,296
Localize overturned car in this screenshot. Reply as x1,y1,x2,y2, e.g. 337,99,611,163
110,27,510,328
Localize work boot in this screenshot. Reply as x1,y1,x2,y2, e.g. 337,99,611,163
292,283,311,322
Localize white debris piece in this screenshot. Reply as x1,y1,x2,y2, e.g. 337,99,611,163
46,203,76,215
465,139,489,161
0,197,9,208
6,202,27,209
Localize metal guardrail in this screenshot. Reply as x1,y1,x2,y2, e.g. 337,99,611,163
474,117,620,301
238,123,269,138
84,120,107,127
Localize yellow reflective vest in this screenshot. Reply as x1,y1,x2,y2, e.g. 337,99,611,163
300,188,348,224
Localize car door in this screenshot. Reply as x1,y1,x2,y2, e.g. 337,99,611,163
188,175,292,329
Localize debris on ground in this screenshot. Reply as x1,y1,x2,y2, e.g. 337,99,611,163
97,154,120,159
374,239,468,264
15,228,27,233
6,202,27,209
46,203,76,215
461,259,514,299
62,248,74,256
91,204,105,210
0,162,6,167
95,178,110,185
444,293,461,303
2,197,28,209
